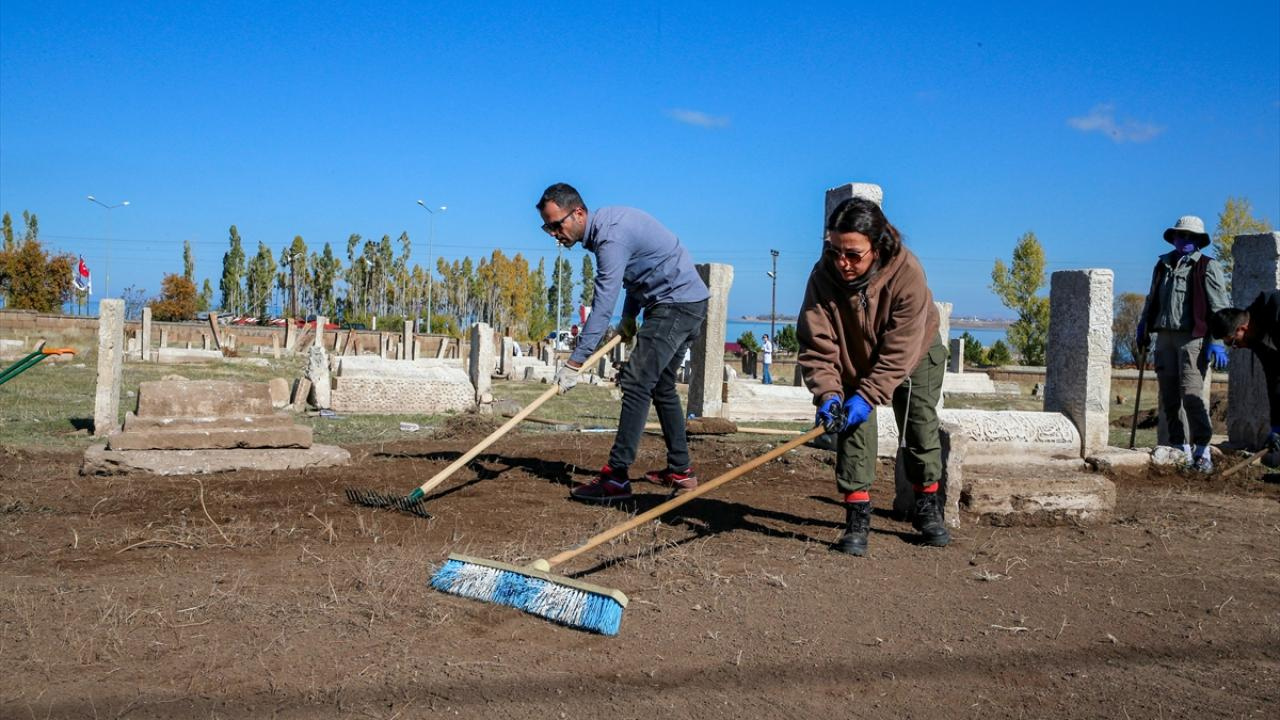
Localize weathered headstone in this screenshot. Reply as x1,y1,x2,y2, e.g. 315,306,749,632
435,337,448,359
159,328,169,349
202,333,211,350
402,320,412,361
948,337,964,374
469,322,494,406
291,377,312,408
1227,232,1280,448
306,346,331,409
314,315,327,350
934,301,952,350
268,378,290,408
1044,269,1114,458
688,263,734,418
271,333,281,360
501,337,517,378
93,299,126,436
540,344,554,365
824,182,884,223
284,321,297,353
141,306,153,362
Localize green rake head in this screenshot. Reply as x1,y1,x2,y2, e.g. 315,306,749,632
345,487,433,518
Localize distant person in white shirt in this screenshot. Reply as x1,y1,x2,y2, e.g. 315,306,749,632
761,333,774,384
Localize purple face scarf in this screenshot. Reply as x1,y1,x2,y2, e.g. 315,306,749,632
1174,239,1198,256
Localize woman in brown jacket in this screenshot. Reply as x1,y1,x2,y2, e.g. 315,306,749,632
798,197,949,556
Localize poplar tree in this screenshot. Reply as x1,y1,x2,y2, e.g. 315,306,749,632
182,240,195,282
580,254,595,307
990,231,1049,366
245,241,276,320
220,225,246,314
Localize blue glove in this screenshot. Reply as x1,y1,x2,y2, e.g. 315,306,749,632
1268,427,1280,453
842,395,873,429
1206,342,1229,370
816,395,844,432
1135,319,1148,351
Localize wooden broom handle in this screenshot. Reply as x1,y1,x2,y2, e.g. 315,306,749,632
1220,447,1269,479
412,335,622,496
545,425,827,568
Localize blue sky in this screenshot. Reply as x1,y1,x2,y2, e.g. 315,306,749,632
2,1,1277,319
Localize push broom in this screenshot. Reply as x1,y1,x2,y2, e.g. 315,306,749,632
430,424,827,635
347,335,623,517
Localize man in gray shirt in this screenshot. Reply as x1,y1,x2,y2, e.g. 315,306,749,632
538,183,710,502
1137,215,1229,473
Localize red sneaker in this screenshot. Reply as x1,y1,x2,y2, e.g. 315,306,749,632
570,466,633,502
643,467,698,490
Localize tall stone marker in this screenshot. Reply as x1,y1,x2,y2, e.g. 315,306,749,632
934,301,952,349
313,316,328,350
469,322,494,405
1044,269,1114,457
284,320,297,353
140,306,153,362
949,337,964,374
93,299,126,436
824,182,884,223
688,263,734,418
1227,232,1280,448
401,320,412,361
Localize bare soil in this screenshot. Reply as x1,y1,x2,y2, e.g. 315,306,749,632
2,430,1278,719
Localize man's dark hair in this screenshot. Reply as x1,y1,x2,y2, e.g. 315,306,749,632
537,183,586,212
825,197,902,260
1208,307,1249,340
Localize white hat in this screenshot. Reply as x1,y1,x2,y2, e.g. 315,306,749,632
1163,215,1210,249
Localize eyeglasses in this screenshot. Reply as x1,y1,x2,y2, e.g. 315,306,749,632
541,209,577,235
823,242,872,263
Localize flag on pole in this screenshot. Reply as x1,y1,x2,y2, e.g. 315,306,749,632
73,256,92,294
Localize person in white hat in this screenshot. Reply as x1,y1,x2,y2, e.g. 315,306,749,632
1136,215,1230,472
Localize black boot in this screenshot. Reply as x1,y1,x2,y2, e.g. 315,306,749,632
913,491,951,547
833,501,871,556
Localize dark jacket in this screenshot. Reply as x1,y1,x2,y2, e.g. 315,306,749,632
1243,291,1280,426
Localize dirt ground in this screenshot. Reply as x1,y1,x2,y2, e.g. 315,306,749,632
2,427,1278,719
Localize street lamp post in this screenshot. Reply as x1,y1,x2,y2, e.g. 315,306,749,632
768,249,779,340
86,195,130,298
416,200,447,334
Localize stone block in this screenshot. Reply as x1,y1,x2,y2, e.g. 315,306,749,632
689,263,733,418
824,182,883,224
329,375,473,414
961,465,1115,525
155,348,223,364
159,328,169,348
108,424,312,451
524,366,556,383
306,346,331,409
284,322,297,352
93,299,126,436
949,337,964,374
141,306,153,362
469,322,495,404
402,320,413,361
136,380,275,418
501,337,517,378
290,377,312,408
935,301,952,350
268,377,290,408
82,443,350,476
314,315,327,349
893,421,967,528
123,413,295,432
1044,269,1113,457
1228,232,1280,448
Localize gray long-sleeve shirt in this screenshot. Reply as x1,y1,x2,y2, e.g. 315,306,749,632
1141,250,1229,332
569,206,709,365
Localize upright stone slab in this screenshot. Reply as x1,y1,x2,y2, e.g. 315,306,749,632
501,337,517,378
159,328,169,349
436,338,449,359
949,337,965,373
93,299,126,436
1044,269,1114,457
306,346,332,410
688,263,734,418
271,333,281,359
313,316,327,350
824,182,884,223
141,306,153,362
468,322,494,405
401,320,412,361
201,333,210,350
935,301,952,348
1228,232,1280,448
284,321,297,353
540,345,554,365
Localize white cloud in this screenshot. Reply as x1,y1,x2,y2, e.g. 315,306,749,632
1067,104,1164,143
665,108,731,129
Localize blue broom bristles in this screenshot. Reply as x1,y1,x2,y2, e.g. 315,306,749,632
430,557,625,636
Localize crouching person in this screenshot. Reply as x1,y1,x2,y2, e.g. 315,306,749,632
1209,291,1280,467
798,196,949,556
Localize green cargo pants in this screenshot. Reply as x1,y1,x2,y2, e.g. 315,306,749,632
836,339,947,495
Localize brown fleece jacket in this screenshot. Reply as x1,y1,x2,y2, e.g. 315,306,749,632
797,246,940,406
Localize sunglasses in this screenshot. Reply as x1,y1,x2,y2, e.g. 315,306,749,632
541,209,577,235
823,242,872,263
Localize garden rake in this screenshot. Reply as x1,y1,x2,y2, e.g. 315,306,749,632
0,342,75,387
431,424,827,635
346,335,623,518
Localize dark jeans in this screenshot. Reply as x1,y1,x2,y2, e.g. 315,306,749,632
608,300,708,473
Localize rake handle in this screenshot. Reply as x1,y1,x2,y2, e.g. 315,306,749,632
411,335,622,498
1220,447,1269,479
545,425,827,569
1128,347,1147,450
